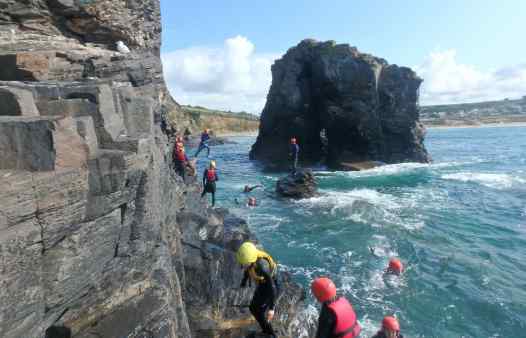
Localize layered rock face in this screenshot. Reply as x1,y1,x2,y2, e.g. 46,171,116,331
250,39,430,169
0,2,306,338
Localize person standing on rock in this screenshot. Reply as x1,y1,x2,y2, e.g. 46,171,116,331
237,242,279,338
201,160,218,207
371,316,404,338
289,137,299,174
172,137,188,180
195,128,211,157
311,277,361,338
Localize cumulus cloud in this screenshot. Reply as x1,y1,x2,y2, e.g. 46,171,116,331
415,50,526,105
163,40,526,112
162,36,279,114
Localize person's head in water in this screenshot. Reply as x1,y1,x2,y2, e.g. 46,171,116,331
381,316,401,338
387,258,404,275
311,277,337,303
244,185,250,193
290,137,297,144
248,197,257,207
209,160,216,169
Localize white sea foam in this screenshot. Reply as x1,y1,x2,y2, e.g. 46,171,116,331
295,189,424,230
441,172,526,189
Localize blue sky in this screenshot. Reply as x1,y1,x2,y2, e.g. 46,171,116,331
160,0,526,113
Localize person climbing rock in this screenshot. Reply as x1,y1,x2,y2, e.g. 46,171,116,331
371,316,404,338
244,184,263,193
311,277,361,338
289,137,299,174
237,242,279,338
195,128,211,157
172,137,188,180
201,160,218,206
386,258,404,275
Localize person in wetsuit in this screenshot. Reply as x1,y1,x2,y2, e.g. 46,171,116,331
237,242,279,338
289,138,299,174
244,185,262,193
173,137,188,180
201,160,218,206
371,316,404,338
311,277,361,338
195,128,211,157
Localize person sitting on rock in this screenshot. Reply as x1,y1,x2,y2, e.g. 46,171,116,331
311,277,361,338
194,128,211,157
289,137,299,174
244,184,262,193
237,242,279,338
201,160,218,207
371,316,404,338
172,139,188,180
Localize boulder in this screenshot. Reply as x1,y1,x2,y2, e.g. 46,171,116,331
276,169,317,198
250,39,430,169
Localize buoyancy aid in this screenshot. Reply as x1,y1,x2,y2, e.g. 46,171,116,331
248,250,277,284
327,297,361,338
174,147,186,162
206,168,217,182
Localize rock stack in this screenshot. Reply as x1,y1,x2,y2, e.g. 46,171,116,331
0,1,307,337
250,39,430,169
276,169,318,199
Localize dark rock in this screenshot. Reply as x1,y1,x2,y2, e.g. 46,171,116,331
339,160,385,171
276,169,318,198
250,39,430,169
0,1,308,338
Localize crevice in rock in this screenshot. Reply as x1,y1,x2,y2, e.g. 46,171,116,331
44,325,72,338
130,172,147,241
114,203,128,257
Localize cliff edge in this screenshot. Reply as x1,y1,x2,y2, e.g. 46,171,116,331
0,1,306,337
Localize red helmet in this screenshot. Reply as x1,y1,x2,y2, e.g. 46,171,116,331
388,258,404,274
382,316,400,331
311,277,336,302
290,137,297,144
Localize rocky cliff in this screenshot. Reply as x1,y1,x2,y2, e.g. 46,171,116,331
0,1,306,337
250,39,430,168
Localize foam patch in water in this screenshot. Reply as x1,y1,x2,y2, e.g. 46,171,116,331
442,172,526,189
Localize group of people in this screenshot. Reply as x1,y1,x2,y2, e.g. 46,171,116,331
236,241,405,338
171,128,219,206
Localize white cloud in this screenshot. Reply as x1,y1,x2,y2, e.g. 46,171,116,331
163,40,526,112
162,36,279,114
416,50,526,105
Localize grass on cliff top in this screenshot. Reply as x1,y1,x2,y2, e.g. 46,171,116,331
181,105,259,121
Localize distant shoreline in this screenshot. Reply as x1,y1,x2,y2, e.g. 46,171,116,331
425,122,526,129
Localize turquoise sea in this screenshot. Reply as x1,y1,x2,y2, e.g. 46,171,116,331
192,126,526,337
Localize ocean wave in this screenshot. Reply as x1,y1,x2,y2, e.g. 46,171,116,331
441,172,526,189
295,189,424,230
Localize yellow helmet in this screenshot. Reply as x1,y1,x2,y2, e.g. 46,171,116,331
236,242,258,265
210,160,216,168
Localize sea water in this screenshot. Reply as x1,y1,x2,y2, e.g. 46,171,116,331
191,126,526,337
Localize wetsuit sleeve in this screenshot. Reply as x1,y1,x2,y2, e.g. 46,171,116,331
184,154,188,161
240,269,250,287
315,304,336,338
255,259,276,310
203,169,208,185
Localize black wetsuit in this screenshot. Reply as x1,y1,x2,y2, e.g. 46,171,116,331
315,302,338,338
289,143,299,174
201,168,218,206
371,331,404,338
241,258,277,337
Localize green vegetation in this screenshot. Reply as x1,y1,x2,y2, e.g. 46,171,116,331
181,105,259,121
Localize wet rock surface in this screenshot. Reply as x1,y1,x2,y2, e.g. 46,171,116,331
250,39,430,169
276,169,318,199
0,1,307,338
